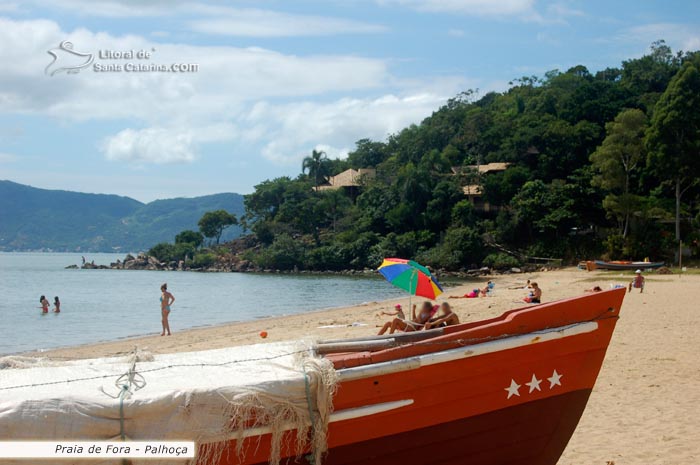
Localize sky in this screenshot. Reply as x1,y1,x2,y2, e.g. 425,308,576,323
0,0,699,202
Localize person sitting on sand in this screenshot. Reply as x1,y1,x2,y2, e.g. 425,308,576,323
523,282,542,304
629,270,645,293
378,304,405,320
39,295,49,313
160,283,175,336
424,302,460,330
480,281,495,296
53,296,61,313
378,301,435,335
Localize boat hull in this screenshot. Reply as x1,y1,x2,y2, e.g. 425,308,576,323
209,289,625,465
250,389,592,465
593,260,664,270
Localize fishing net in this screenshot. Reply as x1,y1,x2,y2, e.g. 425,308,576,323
0,341,338,465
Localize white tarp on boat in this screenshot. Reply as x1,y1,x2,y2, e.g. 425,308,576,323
0,341,337,465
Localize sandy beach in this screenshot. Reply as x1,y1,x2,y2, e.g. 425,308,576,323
26,268,700,464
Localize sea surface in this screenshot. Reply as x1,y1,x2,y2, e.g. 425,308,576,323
0,252,409,355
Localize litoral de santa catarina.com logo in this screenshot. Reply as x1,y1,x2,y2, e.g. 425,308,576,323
45,40,199,76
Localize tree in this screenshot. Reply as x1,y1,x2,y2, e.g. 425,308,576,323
244,177,295,222
590,108,647,237
302,149,331,190
347,139,387,168
175,230,204,248
198,210,238,244
316,189,352,232
647,59,700,242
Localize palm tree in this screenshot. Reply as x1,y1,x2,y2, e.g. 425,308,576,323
302,149,330,190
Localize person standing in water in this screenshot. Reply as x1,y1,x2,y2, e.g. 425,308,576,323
160,283,175,336
53,296,61,313
39,295,49,313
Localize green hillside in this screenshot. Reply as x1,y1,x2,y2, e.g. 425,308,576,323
0,181,244,252
237,42,700,271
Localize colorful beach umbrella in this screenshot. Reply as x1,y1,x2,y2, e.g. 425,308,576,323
377,258,443,299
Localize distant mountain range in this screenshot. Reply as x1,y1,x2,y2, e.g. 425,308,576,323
0,180,245,252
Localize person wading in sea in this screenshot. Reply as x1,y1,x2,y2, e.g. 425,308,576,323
160,283,175,336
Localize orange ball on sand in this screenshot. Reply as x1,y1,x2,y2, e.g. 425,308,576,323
259,331,268,339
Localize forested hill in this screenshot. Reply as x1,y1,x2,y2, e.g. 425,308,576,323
0,180,244,252
238,41,700,271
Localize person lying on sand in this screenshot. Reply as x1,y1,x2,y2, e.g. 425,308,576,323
448,281,495,299
424,302,460,330
378,301,435,335
450,281,493,299
584,286,603,293
449,289,480,298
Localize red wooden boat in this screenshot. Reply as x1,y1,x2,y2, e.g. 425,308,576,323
207,288,625,465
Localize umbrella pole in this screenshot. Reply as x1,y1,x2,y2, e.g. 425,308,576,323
408,269,416,328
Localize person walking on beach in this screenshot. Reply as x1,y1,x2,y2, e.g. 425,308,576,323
160,283,175,336
39,295,49,313
53,296,61,313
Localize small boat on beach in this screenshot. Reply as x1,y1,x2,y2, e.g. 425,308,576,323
0,289,625,465
590,260,665,271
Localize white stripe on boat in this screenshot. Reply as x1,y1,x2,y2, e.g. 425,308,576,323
337,321,599,382
330,399,414,422
236,399,414,439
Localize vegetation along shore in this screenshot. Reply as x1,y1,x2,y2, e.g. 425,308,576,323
67,42,700,273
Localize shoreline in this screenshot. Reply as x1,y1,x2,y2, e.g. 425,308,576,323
7,268,700,464
17,268,594,361
22,272,520,360
19,297,398,359
13,268,683,360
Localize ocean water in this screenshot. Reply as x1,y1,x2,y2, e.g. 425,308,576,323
0,252,408,355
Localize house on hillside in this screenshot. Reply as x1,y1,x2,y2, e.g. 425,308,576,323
453,162,510,212
315,168,376,192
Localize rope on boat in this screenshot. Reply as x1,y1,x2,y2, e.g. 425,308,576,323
303,367,317,465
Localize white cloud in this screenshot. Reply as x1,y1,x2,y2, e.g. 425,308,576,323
23,1,387,37
376,0,535,17
31,0,186,18
616,23,700,52
188,8,387,37
0,2,19,12
250,93,448,165
448,28,465,37
546,2,584,19
101,122,238,165
102,128,196,164
0,152,18,163
378,0,590,24
0,17,467,168
0,17,390,120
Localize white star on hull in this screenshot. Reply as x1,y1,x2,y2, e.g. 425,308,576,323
526,374,542,393
505,379,521,399
547,369,563,388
